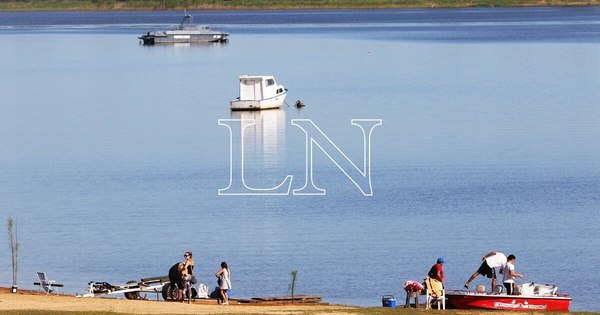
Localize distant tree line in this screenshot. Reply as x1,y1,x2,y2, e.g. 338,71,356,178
1,0,599,10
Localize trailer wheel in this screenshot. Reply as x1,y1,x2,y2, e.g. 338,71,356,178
162,283,178,301
124,281,140,300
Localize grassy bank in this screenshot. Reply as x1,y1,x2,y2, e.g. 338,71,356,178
0,0,599,11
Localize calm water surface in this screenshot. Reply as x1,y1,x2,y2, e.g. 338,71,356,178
0,7,599,310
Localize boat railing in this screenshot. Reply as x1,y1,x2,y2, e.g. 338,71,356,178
177,12,193,30
447,288,565,298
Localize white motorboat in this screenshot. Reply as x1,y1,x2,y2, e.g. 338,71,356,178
446,283,571,312
230,75,287,111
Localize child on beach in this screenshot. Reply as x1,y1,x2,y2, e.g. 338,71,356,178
180,264,193,304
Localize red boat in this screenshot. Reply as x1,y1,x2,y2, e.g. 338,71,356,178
446,283,571,312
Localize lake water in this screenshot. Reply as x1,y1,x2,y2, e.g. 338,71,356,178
0,7,599,311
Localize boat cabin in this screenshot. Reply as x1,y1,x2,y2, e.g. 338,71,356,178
238,75,284,102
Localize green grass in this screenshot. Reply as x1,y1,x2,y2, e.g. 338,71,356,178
0,0,599,10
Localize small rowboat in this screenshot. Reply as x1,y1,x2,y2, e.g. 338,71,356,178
445,283,571,312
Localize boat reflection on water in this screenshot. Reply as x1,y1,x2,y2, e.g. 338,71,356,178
230,109,286,168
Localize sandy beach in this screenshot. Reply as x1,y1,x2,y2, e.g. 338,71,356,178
0,288,357,315
3,287,599,314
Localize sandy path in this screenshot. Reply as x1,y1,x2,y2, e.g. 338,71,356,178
0,290,356,314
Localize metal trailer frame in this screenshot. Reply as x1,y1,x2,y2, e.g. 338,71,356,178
77,276,169,300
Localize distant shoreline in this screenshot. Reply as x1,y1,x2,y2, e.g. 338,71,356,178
1,0,599,11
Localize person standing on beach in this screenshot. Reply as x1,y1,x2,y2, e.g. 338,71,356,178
428,257,445,285
180,251,195,301
183,251,195,278
502,254,524,295
180,265,193,303
464,251,507,290
215,262,231,305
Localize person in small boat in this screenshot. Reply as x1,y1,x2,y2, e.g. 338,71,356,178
502,254,524,295
427,257,445,285
215,261,231,305
464,251,507,290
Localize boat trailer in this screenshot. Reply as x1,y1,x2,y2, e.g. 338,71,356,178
77,275,169,300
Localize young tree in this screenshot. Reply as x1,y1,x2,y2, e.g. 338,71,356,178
7,216,20,293
288,270,298,301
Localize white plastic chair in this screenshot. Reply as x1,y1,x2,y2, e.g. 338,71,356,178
424,277,445,310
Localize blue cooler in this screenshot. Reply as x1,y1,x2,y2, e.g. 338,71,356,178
382,295,397,307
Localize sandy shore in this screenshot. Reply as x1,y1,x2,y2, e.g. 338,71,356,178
0,288,356,315
3,288,599,314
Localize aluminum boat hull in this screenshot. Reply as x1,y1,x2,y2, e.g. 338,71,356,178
139,30,228,44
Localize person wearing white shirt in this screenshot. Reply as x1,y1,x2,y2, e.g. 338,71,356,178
502,254,524,295
464,251,507,290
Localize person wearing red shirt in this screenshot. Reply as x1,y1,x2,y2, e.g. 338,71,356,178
428,257,445,284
